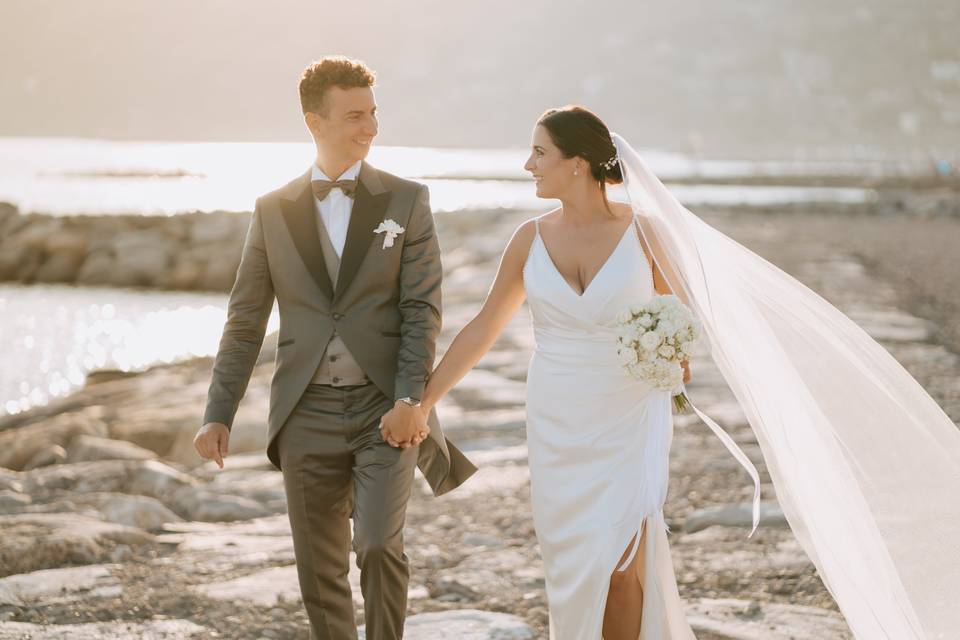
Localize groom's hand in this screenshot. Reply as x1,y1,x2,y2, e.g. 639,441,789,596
194,422,230,469
380,402,429,449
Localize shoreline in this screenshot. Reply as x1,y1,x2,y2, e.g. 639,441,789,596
2,180,959,294
4,200,959,426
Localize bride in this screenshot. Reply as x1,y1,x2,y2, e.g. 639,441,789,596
383,106,960,639
392,105,702,639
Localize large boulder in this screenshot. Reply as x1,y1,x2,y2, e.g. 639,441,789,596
0,408,108,471
0,564,120,607
22,444,67,470
4,219,63,253
197,255,241,291
21,460,132,494
97,493,182,530
0,513,152,576
0,620,206,639
0,490,31,513
32,229,89,283
33,253,85,283
682,501,788,534
85,229,174,287
76,249,116,285
360,610,536,639
0,202,20,235
108,402,202,457
66,435,159,463
188,214,243,244
156,255,204,290
126,460,197,503
686,598,851,639
164,402,267,468
171,486,270,522
0,470,23,493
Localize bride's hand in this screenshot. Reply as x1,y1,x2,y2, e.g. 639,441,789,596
682,359,691,384
380,402,430,449
410,406,431,446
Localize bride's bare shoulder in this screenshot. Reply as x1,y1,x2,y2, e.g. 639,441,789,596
501,210,555,265
509,209,556,246
608,201,634,218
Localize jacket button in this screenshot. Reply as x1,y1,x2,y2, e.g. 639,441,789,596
332,376,341,383
329,355,339,362
332,312,343,321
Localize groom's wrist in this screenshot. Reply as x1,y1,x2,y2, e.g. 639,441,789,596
394,378,426,404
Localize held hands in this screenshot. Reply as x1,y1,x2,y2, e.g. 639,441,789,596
194,422,230,469
380,401,430,449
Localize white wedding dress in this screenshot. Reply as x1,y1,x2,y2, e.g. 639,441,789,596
523,214,697,640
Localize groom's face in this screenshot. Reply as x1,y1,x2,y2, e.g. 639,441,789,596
308,86,379,165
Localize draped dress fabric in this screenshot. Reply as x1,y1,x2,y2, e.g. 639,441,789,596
522,215,697,639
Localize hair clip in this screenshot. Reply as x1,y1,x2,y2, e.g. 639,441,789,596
600,155,619,171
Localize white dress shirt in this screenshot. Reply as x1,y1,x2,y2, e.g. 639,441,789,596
311,160,361,258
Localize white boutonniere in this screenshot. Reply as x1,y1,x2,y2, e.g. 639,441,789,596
373,219,405,249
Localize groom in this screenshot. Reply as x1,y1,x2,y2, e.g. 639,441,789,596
193,56,476,639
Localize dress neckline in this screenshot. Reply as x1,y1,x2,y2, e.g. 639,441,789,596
536,219,634,298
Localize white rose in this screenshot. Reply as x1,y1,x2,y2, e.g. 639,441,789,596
618,347,640,366
658,320,678,337
658,344,676,359
615,308,633,325
637,313,654,328
640,331,660,351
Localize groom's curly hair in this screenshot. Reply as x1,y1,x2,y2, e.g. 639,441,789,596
299,57,376,116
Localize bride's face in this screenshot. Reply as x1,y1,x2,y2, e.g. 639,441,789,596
525,125,578,199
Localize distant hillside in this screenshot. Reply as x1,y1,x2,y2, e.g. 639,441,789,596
1,0,958,158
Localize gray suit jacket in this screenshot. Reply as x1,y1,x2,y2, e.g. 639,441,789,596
203,161,477,496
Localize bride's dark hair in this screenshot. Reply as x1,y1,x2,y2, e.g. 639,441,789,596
537,106,623,210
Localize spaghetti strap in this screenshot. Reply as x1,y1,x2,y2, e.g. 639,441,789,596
523,215,544,275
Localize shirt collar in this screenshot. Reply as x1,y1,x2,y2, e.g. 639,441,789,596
312,160,362,183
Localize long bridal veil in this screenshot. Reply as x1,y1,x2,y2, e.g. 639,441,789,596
612,133,960,639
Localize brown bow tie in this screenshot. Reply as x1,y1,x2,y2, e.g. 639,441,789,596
312,179,358,200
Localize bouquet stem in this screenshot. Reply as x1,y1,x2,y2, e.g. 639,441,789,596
672,391,692,414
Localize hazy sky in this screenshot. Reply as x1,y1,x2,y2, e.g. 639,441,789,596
2,0,958,158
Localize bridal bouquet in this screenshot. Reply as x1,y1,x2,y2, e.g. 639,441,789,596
615,294,702,412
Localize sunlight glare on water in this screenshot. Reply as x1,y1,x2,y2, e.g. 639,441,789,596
0,284,279,416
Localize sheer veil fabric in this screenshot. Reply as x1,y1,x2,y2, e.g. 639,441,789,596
612,133,960,639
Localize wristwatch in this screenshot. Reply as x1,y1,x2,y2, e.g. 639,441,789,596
397,397,421,407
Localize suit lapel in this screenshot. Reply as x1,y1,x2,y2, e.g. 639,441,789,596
279,171,335,301
335,162,391,300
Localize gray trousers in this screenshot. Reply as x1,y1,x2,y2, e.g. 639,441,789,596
276,382,418,640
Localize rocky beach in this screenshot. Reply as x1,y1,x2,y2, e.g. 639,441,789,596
1,197,959,639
